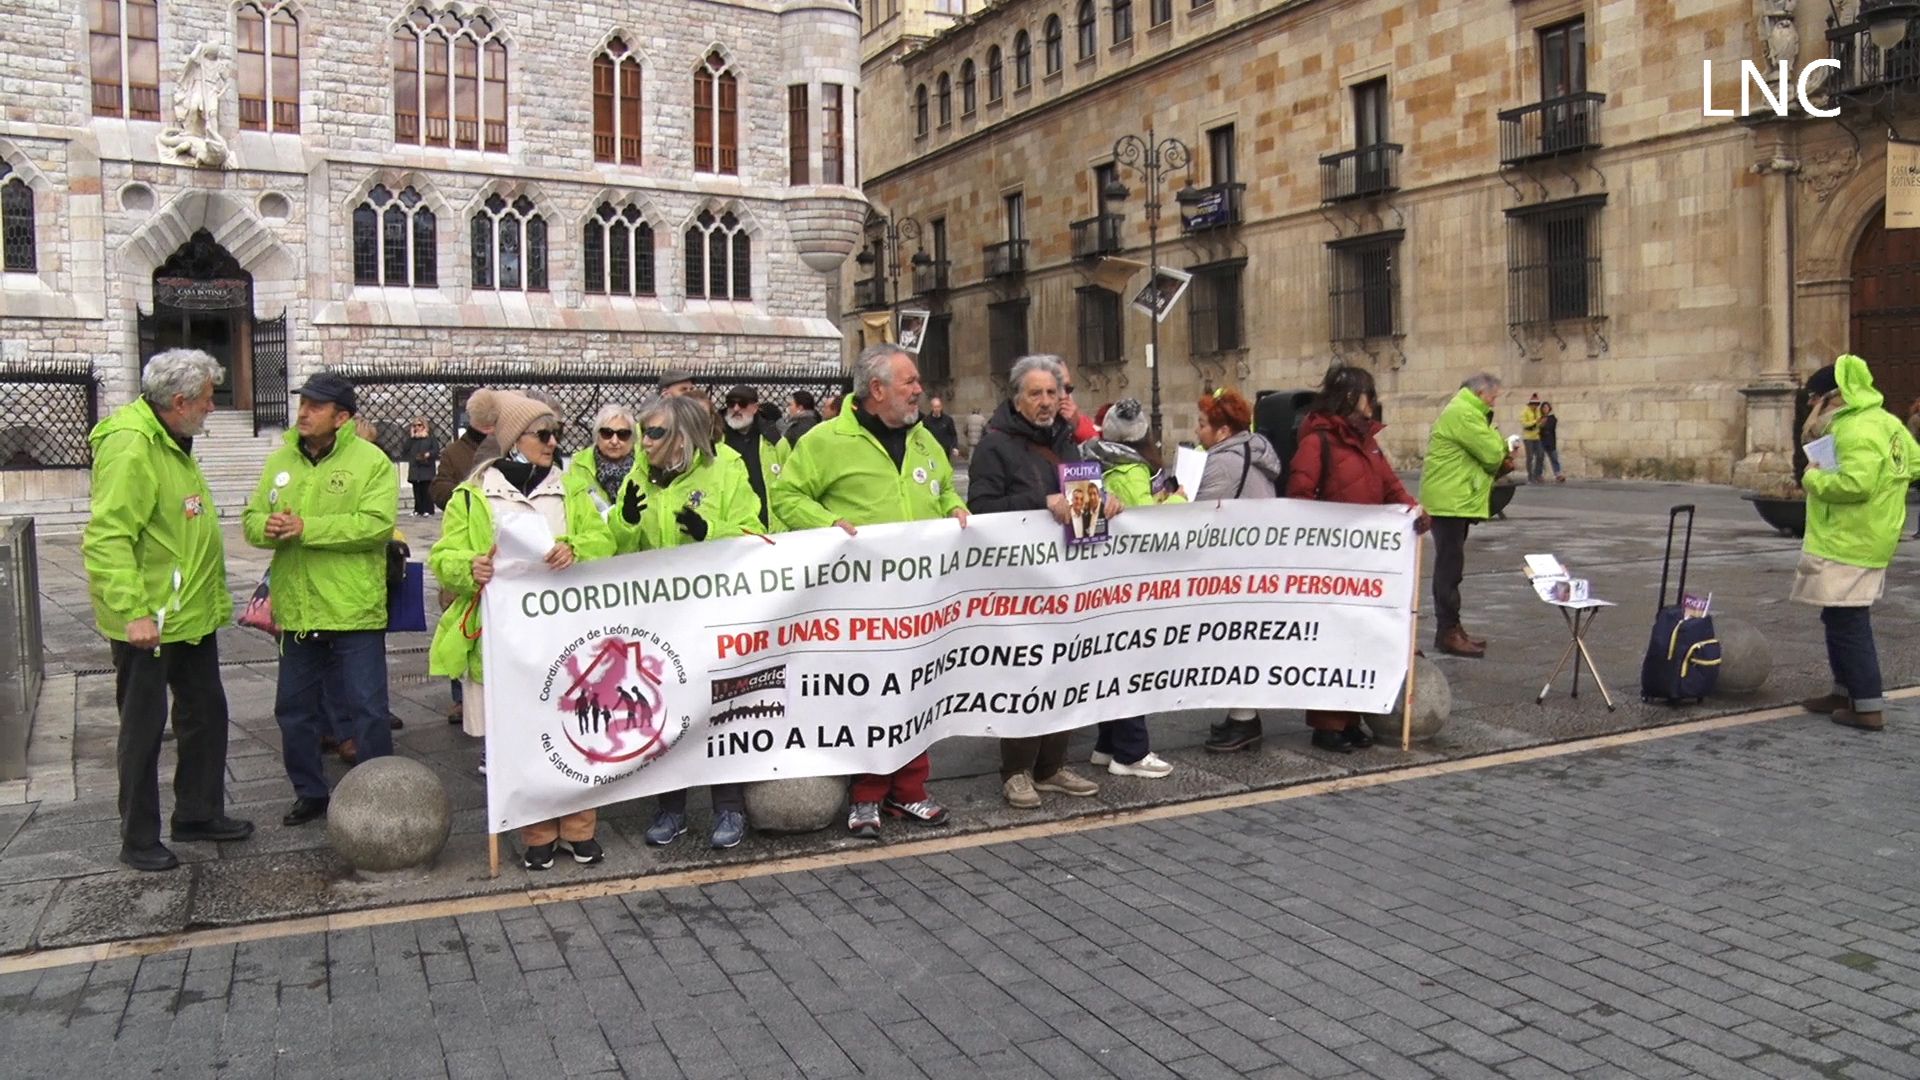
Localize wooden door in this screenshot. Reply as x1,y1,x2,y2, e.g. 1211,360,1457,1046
1849,214,1920,418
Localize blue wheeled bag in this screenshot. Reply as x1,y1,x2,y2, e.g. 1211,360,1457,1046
1640,505,1721,704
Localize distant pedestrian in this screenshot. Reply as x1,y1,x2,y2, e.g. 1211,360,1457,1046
1794,357,1920,733
658,369,698,399
404,417,440,516
83,349,253,872
428,393,616,869
1284,365,1428,753
784,389,823,446
820,393,843,421
923,395,960,461
1194,388,1282,753
1521,393,1545,483
1419,373,1513,659
1539,402,1565,482
243,373,399,828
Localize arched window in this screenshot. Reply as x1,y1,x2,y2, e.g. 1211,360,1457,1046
684,210,751,301
1076,1,1096,59
0,164,35,273
986,46,1004,102
89,0,160,120
352,184,437,287
584,202,655,297
914,84,929,137
1112,0,1133,44
392,8,507,151
936,72,951,127
1013,31,1032,89
1043,16,1063,76
593,37,643,165
237,2,300,132
693,50,738,174
960,59,977,115
470,193,547,292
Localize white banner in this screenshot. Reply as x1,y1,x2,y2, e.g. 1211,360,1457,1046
480,499,1416,831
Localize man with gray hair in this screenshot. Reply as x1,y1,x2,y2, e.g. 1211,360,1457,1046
83,350,253,871
1418,372,1514,658
772,343,968,839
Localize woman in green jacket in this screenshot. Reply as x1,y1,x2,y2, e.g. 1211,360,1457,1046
618,396,763,850
563,403,642,519
428,392,616,870
1793,356,1920,733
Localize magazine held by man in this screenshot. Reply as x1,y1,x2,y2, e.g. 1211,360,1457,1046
1057,461,1111,546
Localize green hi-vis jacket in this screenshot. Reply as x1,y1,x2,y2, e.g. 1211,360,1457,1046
242,423,399,632
1802,354,1920,570
620,450,761,552
771,404,965,529
1418,388,1508,520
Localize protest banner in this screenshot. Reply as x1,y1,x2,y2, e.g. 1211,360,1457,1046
479,498,1416,832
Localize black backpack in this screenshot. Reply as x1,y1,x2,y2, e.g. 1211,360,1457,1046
1639,505,1721,704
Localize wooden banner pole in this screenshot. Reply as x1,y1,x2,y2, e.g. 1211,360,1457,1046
1402,532,1423,753
488,833,500,879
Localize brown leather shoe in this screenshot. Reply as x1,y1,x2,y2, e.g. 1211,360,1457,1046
336,738,359,764
1800,693,1849,714
1832,709,1885,731
1437,627,1486,658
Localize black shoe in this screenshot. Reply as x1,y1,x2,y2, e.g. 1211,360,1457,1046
564,838,606,865
170,816,256,843
1341,725,1375,750
1205,716,1263,753
282,797,329,827
389,714,404,731
1311,730,1356,754
523,842,556,871
119,844,180,872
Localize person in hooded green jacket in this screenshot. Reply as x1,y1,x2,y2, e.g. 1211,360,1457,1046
1792,356,1920,733
1418,373,1513,659
563,402,641,517
83,349,254,872
241,373,399,829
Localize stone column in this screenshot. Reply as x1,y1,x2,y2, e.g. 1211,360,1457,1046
1733,133,1801,492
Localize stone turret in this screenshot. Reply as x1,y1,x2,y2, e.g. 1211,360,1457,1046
780,0,868,272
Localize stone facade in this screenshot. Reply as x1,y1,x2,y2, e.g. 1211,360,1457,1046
0,0,867,472
846,0,1919,485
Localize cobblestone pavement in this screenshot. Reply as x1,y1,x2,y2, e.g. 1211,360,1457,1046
4,703,1919,1079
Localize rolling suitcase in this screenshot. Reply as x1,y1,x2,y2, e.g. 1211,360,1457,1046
1639,504,1721,704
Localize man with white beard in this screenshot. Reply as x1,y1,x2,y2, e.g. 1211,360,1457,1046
719,384,788,531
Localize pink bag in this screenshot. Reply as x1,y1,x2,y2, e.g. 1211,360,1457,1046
237,571,280,637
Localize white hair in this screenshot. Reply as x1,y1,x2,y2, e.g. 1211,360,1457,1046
591,402,635,431
1008,354,1066,397
1462,372,1503,395
141,349,223,407
853,343,912,402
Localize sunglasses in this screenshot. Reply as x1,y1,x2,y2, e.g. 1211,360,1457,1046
642,425,669,440
527,428,558,444
598,427,633,440
1065,384,1075,395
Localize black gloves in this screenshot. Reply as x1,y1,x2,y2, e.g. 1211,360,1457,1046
676,506,709,542
620,482,647,525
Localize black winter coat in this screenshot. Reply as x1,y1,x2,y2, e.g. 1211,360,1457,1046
966,400,1080,513
403,435,441,484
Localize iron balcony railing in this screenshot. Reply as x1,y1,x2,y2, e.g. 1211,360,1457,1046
1070,213,1125,259
852,276,888,310
912,259,951,295
1319,143,1403,203
1498,91,1606,167
984,239,1029,278
1826,20,1920,95
1181,182,1245,233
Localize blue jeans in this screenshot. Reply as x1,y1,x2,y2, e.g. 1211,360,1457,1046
1543,445,1562,477
1095,717,1150,765
277,631,392,798
1821,606,1885,712
1524,441,1546,482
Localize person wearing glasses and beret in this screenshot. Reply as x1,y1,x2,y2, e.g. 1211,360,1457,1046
428,392,616,870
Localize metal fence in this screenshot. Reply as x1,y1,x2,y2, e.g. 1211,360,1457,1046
0,517,42,781
324,361,851,460
0,361,99,470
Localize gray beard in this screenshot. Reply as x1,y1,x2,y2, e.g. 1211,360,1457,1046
725,413,753,432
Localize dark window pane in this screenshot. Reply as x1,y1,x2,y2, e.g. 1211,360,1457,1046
708,228,727,297
685,228,704,297
731,230,751,300
609,220,630,294
470,213,492,288
636,223,655,295
353,203,379,284
526,216,547,290
499,215,521,290
1,177,35,272
384,204,409,284
413,207,437,285
584,221,605,293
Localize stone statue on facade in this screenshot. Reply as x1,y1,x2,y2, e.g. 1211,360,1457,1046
157,43,233,168
1760,1,1800,70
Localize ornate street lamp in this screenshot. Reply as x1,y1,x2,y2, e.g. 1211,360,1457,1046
1864,0,1920,49
854,213,928,312
1103,129,1200,445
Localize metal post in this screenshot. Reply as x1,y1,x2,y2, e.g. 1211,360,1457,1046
1111,128,1189,447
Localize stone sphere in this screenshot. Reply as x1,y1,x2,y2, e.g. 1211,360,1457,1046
1364,655,1452,744
327,756,453,873
1713,616,1772,694
743,776,847,834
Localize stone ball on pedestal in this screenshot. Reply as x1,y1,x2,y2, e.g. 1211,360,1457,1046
1364,655,1452,744
326,756,453,874
1712,616,1772,694
744,776,847,834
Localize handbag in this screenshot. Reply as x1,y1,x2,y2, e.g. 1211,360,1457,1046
237,571,280,637
387,560,428,632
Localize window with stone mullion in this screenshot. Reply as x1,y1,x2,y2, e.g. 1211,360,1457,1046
353,185,436,287
585,203,655,298
684,210,751,301
392,8,508,152
89,0,161,120
593,39,642,165
1,169,35,273
237,3,300,133
472,194,547,293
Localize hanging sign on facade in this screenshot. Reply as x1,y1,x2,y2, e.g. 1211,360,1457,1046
1887,139,1920,230
155,277,249,310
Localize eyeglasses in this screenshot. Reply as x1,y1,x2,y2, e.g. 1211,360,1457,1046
642,425,669,441
598,427,633,440
528,428,558,444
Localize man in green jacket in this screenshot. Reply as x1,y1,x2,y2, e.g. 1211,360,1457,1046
772,344,968,840
83,349,254,872
1417,373,1513,658
242,373,399,827
1793,356,1920,732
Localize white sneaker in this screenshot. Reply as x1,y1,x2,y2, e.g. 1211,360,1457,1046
1088,750,1113,767
1108,752,1173,779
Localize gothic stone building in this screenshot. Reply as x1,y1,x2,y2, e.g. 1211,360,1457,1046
845,0,1920,486
0,0,867,512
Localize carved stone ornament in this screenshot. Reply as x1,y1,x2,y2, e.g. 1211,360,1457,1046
1801,146,1860,202
156,42,233,168
1765,14,1801,72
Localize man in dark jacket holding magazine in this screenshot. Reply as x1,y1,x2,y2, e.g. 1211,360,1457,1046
967,354,1118,810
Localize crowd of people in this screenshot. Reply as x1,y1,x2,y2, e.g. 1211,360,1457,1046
80,343,1915,874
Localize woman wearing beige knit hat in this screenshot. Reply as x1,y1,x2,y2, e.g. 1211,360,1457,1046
427,392,619,870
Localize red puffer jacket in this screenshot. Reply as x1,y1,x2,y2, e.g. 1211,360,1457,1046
1285,411,1420,513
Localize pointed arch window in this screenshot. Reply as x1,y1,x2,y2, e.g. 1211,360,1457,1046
584,202,656,297
684,210,751,301
0,164,35,273
471,193,547,292
593,37,643,165
392,8,508,152
237,2,300,132
90,0,161,120
352,184,437,287
693,51,738,175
